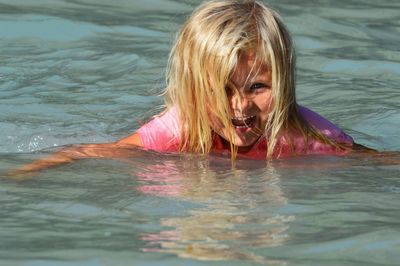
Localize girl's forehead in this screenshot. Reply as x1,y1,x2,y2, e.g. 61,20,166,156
239,53,267,67
228,57,271,88
231,52,271,77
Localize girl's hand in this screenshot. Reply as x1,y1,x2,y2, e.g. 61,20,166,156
7,140,142,179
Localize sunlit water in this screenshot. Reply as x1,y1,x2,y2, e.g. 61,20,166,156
1,0,399,265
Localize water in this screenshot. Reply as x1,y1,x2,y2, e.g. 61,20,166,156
0,0,399,265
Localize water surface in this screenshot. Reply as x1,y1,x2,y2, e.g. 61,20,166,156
1,0,399,265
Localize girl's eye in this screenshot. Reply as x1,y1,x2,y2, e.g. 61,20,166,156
249,83,268,91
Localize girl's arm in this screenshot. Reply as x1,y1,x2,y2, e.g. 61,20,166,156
11,133,142,176
349,142,400,165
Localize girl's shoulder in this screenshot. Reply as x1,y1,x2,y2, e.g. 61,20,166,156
136,107,180,152
298,105,353,145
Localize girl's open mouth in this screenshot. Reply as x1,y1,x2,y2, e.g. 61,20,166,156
231,115,256,128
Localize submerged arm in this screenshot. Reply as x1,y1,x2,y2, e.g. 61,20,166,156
11,133,142,176
348,142,400,165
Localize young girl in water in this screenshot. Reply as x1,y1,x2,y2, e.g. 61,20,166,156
14,0,370,174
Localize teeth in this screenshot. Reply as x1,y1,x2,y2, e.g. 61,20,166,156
232,115,253,120
231,115,256,128
232,115,254,120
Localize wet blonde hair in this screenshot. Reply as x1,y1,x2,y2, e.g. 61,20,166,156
164,0,340,158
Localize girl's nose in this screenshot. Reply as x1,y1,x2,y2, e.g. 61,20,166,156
230,92,251,112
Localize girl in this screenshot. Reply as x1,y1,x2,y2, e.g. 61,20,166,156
13,0,372,174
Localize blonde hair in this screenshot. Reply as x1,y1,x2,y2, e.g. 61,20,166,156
164,0,341,158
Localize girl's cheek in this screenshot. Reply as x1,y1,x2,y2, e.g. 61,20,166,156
254,93,273,113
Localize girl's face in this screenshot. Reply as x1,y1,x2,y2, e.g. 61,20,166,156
215,53,273,151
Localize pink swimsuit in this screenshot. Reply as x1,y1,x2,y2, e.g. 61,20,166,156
137,106,353,158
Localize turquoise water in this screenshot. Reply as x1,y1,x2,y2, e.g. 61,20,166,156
1,0,400,265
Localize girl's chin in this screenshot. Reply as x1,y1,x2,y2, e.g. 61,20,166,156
225,133,263,151
235,129,263,143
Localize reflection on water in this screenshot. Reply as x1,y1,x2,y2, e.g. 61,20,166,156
1,149,400,265
132,156,293,264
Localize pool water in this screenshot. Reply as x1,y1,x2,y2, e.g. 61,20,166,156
1,0,399,265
